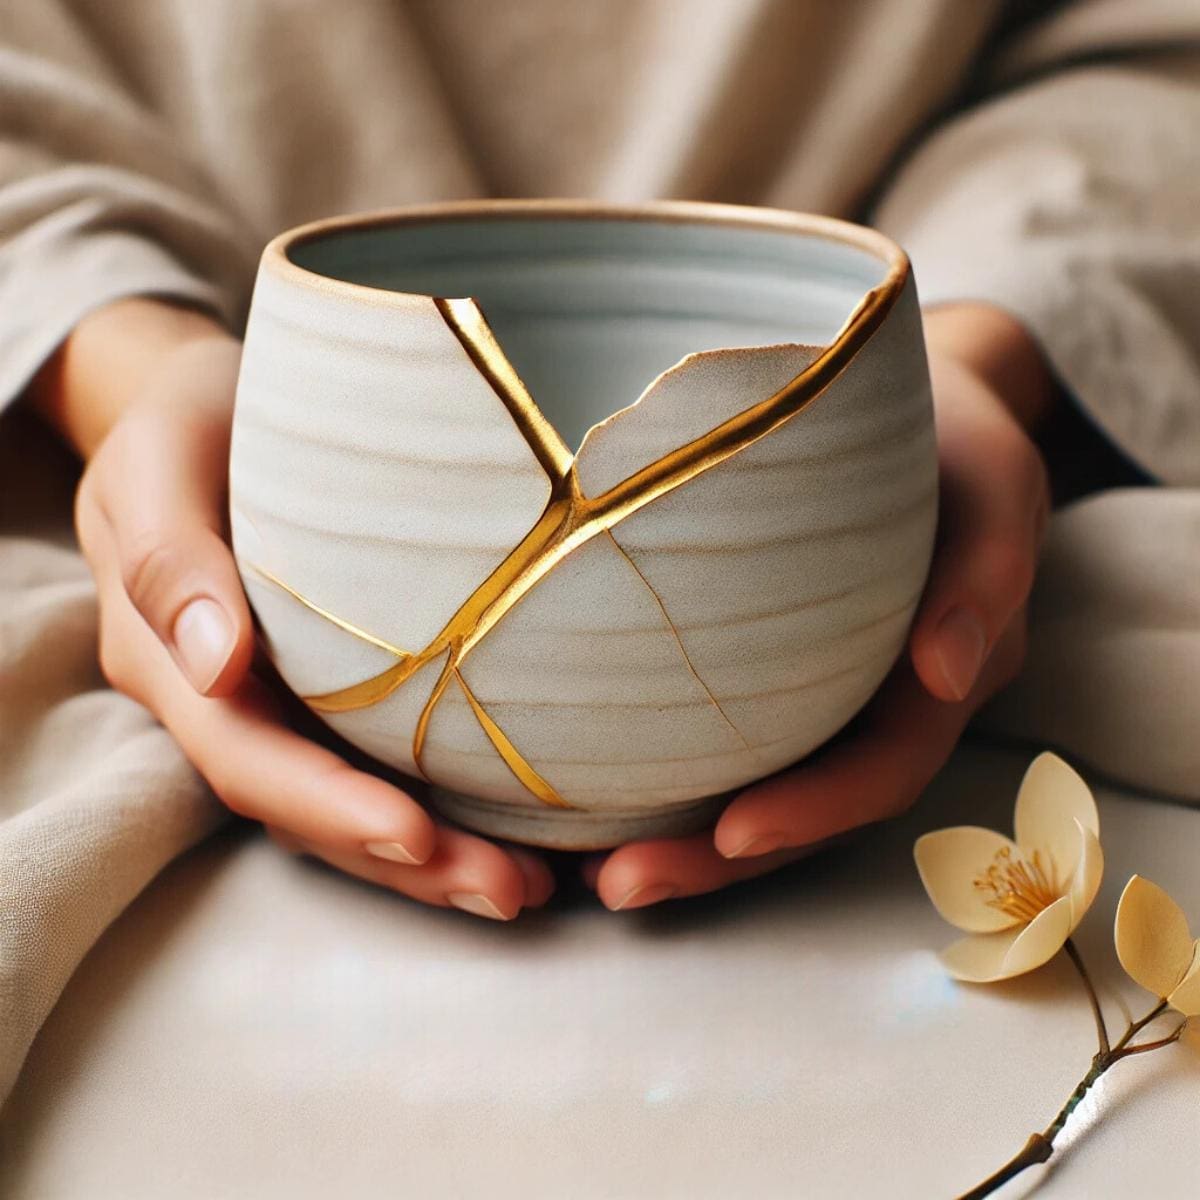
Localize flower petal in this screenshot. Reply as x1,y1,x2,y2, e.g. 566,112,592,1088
939,898,1073,982
1001,896,1075,977
1013,752,1099,885
1065,820,1104,932
914,827,1023,933
1167,943,1200,1018
939,928,1025,982
1114,875,1195,999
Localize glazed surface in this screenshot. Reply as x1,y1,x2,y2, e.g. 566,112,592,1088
230,203,937,846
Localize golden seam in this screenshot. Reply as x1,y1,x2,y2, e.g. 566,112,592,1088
435,296,574,483
243,561,410,658
241,563,565,805
275,268,901,715
603,529,749,749
248,256,907,813
453,669,573,809
403,268,905,676
410,649,455,777
306,659,418,713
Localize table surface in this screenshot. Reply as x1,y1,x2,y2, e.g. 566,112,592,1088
3,740,1198,1199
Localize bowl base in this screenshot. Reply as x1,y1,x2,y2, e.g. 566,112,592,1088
428,787,731,850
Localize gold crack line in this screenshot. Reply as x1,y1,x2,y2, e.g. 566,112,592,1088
244,560,411,658
432,266,905,663
254,263,907,814
408,649,455,779
291,266,904,717
250,558,568,805
453,668,573,809
435,296,574,481
603,529,750,750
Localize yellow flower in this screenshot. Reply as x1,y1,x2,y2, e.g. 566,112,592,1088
914,753,1103,982
1114,876,1200,1017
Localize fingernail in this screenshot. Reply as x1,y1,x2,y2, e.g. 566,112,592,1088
365,840,421,866
722,832,784,859
933,607,988,700
172,598,234,692
447,891,512,921
609,882,678,912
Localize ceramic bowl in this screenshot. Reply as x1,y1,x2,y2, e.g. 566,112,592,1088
230,200,937,849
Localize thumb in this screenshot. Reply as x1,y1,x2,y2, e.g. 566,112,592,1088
86,348,255,696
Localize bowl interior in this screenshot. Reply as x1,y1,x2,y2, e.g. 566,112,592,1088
288,216,890,451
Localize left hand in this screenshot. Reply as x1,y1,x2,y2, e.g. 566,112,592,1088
581,302,1055,910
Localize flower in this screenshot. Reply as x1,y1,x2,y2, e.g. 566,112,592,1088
914,752,1103,982
1114,876,1200,1017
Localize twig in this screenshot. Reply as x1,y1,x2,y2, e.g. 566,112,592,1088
1112,998,1169,1052
1112,1023,1186,1059
955,963,1184,1198
1064,938,1109,1055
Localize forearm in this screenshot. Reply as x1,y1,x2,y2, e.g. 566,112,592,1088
27,297,237,459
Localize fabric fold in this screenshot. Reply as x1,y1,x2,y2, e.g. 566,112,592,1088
873,53,1200,485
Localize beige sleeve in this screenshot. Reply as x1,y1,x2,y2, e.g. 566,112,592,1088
0,4,252,410
873,10,1200,485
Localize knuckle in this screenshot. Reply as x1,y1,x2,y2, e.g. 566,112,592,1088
212,779,253,819
120,534,183,621
975,534,1036,605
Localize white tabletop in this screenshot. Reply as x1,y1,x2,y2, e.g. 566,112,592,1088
3,740,1197,1198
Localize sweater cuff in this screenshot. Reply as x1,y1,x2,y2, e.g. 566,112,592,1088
0,226,240,414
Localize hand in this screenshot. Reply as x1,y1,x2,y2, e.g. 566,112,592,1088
32,298,554,920
581,302,1054,910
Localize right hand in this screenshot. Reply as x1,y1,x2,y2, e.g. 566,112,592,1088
41,298,554,920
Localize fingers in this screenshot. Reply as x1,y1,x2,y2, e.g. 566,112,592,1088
504,844,558,909
589,834,817,910
910,356,1049,703
176,678,441,865
586,620,1027,909
100,563,541,917
85,510,429,856
78,340,254,697
265,824,552,918
713,619,1027,862
84,487,554,921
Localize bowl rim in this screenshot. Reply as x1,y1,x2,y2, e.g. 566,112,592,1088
260,197,909,302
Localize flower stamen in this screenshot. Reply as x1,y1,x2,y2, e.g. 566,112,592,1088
974,846,1059,923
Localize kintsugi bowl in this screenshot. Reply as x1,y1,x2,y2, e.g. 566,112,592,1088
230,200,937,849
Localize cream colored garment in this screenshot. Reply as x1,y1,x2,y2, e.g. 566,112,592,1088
1,0,1199,1116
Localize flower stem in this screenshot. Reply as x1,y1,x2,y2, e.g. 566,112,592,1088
956,1134,1054,1199
1112,998,1169,1052
1064,937,1109,1055
1111,1022,1185,1059
955,980,1184,1198
1040,1055,1106,1143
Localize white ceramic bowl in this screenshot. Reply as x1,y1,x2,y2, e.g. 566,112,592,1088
230,200,937,849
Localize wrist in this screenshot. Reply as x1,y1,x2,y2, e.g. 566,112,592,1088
922,302,1058,433
28,296,238,459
